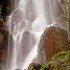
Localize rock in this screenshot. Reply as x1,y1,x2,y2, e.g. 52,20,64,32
11,9,23,25
0,19,5,28
8,0,15,11
28,63,41,70
17,31,36,68
39,26,68,63
28,50,70,70
0,19,9,63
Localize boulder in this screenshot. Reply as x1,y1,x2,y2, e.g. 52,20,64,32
39,26,68,63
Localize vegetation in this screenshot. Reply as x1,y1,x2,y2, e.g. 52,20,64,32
28,50,70,70
47,50,70,70
0,0,11,21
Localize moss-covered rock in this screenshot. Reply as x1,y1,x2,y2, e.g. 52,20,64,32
47,50,70,70
28,63,41,70
28,50,70,70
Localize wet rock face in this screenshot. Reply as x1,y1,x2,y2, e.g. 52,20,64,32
11,9,23,25
17,31,36,67
39,26,68,63
0,20,9,63
0,33,4,46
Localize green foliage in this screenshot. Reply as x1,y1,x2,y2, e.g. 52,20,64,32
28,63,41,70
48,50,70,70
28,50,70,70
40,64,49,70
28,64,49,70
28,63,36,70
53,51,67,58
0,3,11,21
52,51,70,62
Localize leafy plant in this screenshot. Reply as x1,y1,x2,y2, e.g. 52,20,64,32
28,50,70,70
40,64,49,70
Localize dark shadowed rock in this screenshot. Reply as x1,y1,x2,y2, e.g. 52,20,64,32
0,19,5,28
17,31,36,68
28,63,41,70
0,19,9,63
39,26,68,63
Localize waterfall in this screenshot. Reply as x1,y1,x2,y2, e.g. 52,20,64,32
7,0,57,70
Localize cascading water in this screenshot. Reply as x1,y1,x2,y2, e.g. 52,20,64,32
7,0,58,70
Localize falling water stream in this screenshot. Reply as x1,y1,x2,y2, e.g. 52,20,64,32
7,0,58,70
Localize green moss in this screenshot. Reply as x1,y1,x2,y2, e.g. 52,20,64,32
52,50,70,62
53,51,67,58
40,64,49,70
28,50,70,70
48,50,70,70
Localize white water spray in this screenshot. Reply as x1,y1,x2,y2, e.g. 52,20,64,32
7,0,56,70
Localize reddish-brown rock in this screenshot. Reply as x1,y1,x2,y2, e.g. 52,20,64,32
39,26,68,63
